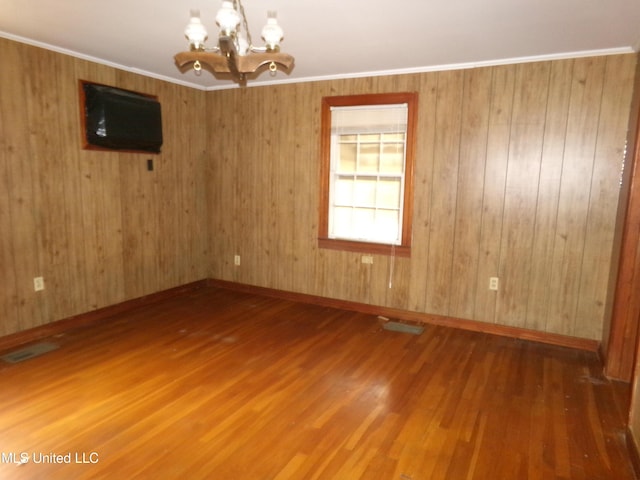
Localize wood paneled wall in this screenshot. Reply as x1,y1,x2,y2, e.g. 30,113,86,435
0,35,636,345
0,38,209,337
207,54,636,341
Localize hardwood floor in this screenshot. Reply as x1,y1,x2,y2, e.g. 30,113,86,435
0,287,635,479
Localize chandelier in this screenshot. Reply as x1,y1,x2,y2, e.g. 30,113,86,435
174,0,294,85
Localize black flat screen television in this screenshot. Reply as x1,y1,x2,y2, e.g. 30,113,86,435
80,81,163,153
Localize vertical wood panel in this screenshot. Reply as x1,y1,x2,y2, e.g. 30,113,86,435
55,54,88,320
408,73,438,312
268,85,297,292
175,84,209,285
547,57,606,336
120,152,158,298
0,91,13,334
290,82,322,296
3,41,45,331
239,88,261,287
449,68,492,320
23,46,56,327
525,59,573,332
206,89,238,282
496,62,551,327
0,40,27,335
474,65,516,324
577,54,636,339
424,70,464,315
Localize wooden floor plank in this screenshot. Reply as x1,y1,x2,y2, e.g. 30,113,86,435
0,287,635,479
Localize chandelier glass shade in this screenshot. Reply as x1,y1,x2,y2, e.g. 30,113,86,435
175,0,294,85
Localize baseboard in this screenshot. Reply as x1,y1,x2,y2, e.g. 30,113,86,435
207,278,600,353
0,280,208,352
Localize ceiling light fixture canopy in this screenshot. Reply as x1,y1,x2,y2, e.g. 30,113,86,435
175,0,294,85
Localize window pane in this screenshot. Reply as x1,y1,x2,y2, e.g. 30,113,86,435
353,178,377,207
332,207,353,238
339,143,357,172
360,134,381,142
352,208,375,238
375,210,400,242
377,178,401,209
334,177,354,206
359,144,379,172
383,133,405,142
380,143,404,173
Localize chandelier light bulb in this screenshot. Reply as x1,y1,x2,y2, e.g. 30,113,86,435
216,1,241,36
184,11,208,51
237,34,249,56
261,11,283,51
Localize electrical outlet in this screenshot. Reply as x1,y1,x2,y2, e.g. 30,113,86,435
234,255,241,266
361,255,374,264
489,277,499,291
33,276,45,292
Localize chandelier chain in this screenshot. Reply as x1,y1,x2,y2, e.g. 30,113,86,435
234,0,254,48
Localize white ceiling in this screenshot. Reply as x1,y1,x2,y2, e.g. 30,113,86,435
1,0,639,91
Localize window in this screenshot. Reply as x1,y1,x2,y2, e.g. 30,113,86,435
319,92,418,256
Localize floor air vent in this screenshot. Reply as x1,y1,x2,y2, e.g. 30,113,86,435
1,342,59,364
382,320,424,335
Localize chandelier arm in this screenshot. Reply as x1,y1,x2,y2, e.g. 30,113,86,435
236,53,295,73
175,50,294,78
174,51,231,73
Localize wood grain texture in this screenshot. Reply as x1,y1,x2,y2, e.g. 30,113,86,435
525,59,572,334
0,287,633,479
473,64,516,325
208,55,636,342
0,38,209,338
579,55,638,340
424,70,464,316
548,57,606,338
208,278,600,353
0,34,636,351
0,41,32,336
448,67,492,321
496,61,550,329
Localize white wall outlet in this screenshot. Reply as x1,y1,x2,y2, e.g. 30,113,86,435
234,255,241,266
489,277,499,291
33,276,45,292
361,255,374,265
